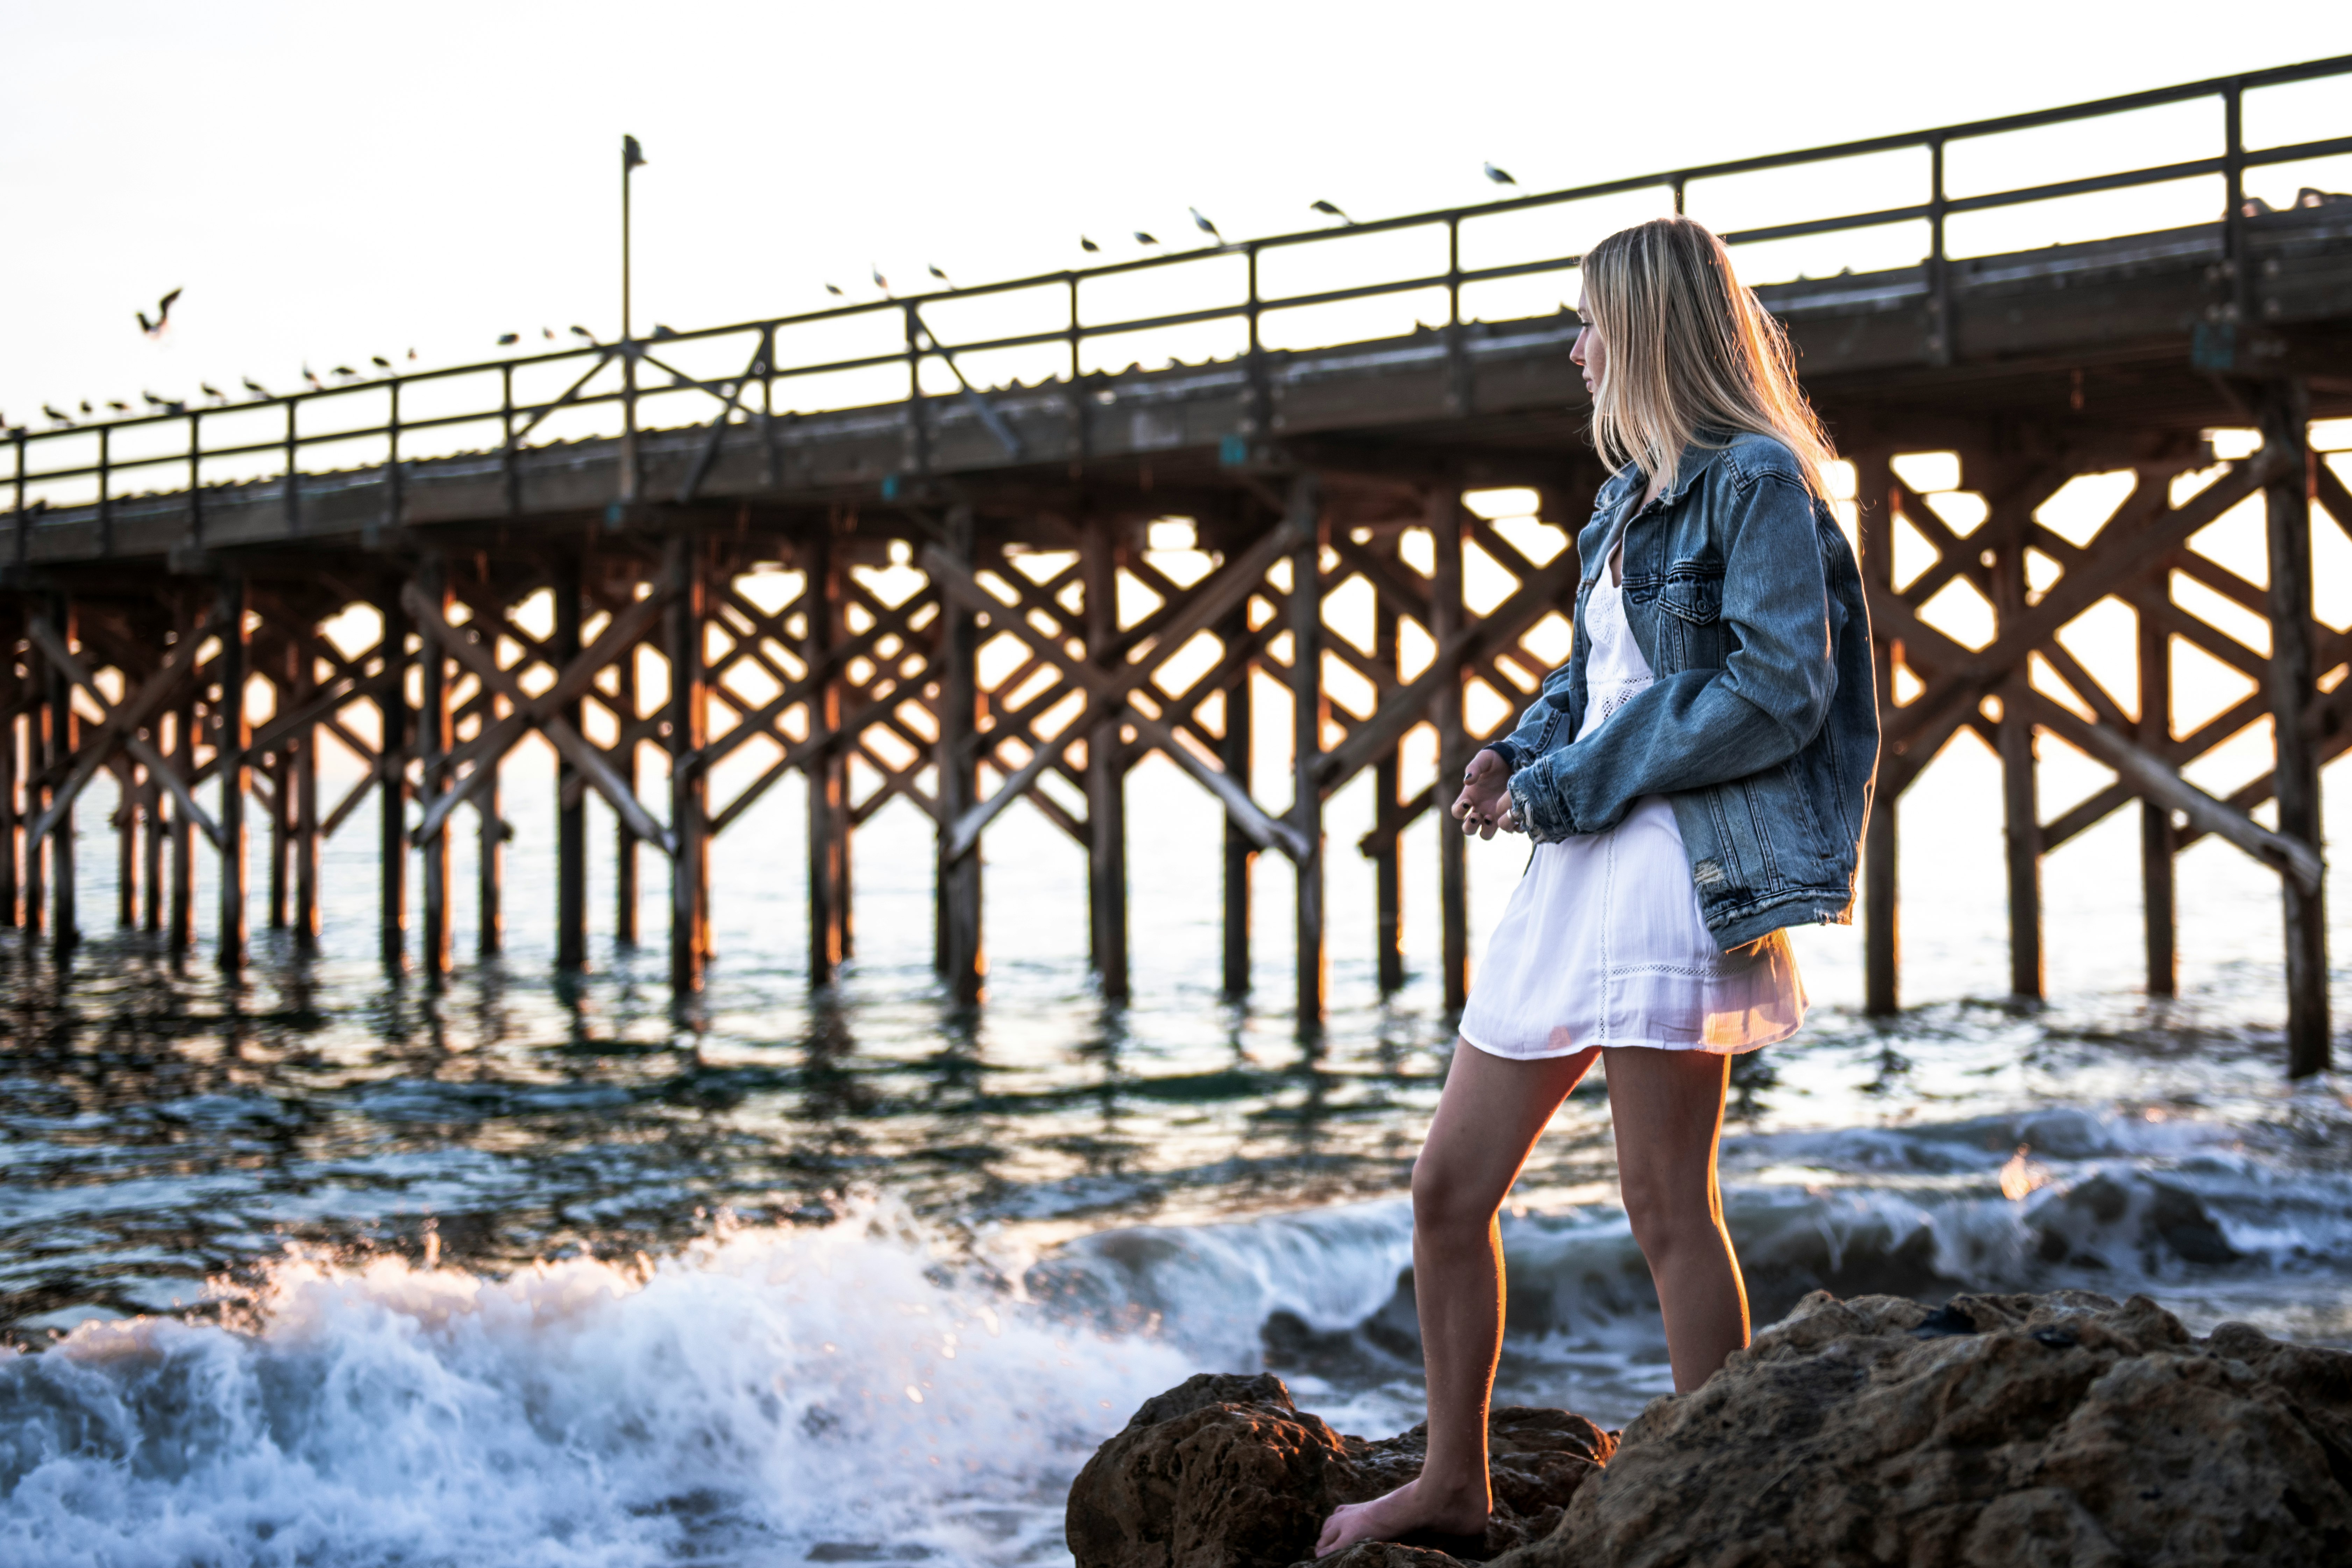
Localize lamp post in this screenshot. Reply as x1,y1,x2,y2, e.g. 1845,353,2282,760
620,133,646,503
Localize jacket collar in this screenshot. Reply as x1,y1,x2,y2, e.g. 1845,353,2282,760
1595,432,1736,514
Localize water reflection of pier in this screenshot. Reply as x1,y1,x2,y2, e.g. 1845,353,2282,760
5,58,2352,1075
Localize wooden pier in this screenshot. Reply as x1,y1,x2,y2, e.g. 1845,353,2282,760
6,58,2352,1071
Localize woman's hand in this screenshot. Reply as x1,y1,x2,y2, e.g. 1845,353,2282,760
1450,749,1517,840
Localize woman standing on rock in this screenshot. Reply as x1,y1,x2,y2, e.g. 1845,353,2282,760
1318,216,1877,1558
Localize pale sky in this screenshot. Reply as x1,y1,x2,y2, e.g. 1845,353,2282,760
5,0,2351,436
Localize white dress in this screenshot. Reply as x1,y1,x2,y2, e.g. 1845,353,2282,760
1457,560,1806,1058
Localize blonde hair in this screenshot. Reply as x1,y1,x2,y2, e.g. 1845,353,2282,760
1582,217,1837,498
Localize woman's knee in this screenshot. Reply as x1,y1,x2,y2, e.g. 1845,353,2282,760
1620,1168,1717,1261
1411,1154,1499,1239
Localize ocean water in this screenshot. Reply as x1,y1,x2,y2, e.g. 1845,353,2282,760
4,728,2352,1566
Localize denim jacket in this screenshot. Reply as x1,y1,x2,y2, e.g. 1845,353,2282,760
1484,431,1878,950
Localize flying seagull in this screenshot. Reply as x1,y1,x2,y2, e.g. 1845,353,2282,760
136,286,183,337
243,378,270,397
1483,162,1517,186
1079,236,1101,253
1189,208,1221,243
1311,199,1354,224
1133,231,1159,247
497,333,520,346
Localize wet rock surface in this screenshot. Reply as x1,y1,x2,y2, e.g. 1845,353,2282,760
1071,1292,2352,1568
1064,1372,1612,1568
1505,1290,2352,1568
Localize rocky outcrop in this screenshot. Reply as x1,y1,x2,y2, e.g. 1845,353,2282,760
1071,1293,2352,1568
1497,1290,2352,1568
1064,1371,1612,1568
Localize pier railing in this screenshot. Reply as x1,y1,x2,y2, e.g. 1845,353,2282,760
8,54,2351,534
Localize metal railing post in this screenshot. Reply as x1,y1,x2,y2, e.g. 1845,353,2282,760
2225,78,2252,325
1929,135,1954,367
283,400,299,530
385,379,403,534
188,409,203,547
96,426,111,557
904,302,928,475
500,363,518,516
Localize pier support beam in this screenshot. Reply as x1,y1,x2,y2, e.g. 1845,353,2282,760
216,576,248,973
1287,474,1326,1032
1987,470,2043,1002
476,779,503,956
666,532,709,993
1219,600,1253,997
292,638,320,950
376,583,408,972
1085,515,1130,1002
614,634,639,946
554,557,587,970
168,687,193,955
804,527,850,985
1856,453,1900,1015
47,597,76,959
1430,488,1470,1016
935,503,984,1005
1372,583,1404,994
2259,377,2329,1077
2139,602,2175,996
417,558,453,980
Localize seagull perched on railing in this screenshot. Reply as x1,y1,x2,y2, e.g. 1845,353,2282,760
1079,236,1101,253
871,264,892,297
142,390,172,410
1311,199,1355,225
43,404,70,426
107,400,129,413
371,356,393,372
824,283,846,297
1484,162,1517,186
243,378,270,397
928,263,952,286
568,325,596,344
1133,230,1159,247
331,366,360,383
78,401,93,416
497,333,519,346
200,383,228,404
136,287,182,337
1189,208,1222,244
303,365,323,390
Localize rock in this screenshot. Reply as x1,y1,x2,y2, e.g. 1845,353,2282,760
1493,1290,2352,1568
1065,1372,1612,1568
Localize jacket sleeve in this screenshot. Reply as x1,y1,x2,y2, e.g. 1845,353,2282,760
1480,665,1573,774
1507,472,1836,842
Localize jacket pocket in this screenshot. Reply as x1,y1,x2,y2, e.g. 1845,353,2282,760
1657,564,1724,624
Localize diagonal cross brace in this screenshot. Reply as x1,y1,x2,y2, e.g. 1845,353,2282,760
403,581,677,853
25,614,222,848
920,524,1311,862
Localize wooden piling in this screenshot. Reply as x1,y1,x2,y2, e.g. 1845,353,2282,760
2259,377,2329,1076
23,628,45,942
554,557,587,969
1983,473,2044,1001
168,691,193,954
935,503,984,1004
417,558,453,979
0,623,17,930
291,638,319,950
804,528,849,985
47,597,75,958
376,583,408,971
216,577,248,973
1287,475,1326,1031
143,739,164,935
614,634,639,946
1084,515,1130,1002
2138,599,2176,995
1218,600,1253,997
1429,488,1469,1015
666,532,709,992
115,756,136,927
475,784,503,956
1372,583,1404,994
1855,452,1900,1016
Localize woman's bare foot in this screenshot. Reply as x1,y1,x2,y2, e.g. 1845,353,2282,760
1313,1475,1489,1558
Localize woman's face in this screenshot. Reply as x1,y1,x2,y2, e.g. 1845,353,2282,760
1569,287,1604,400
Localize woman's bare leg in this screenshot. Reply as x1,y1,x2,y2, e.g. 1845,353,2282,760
1603,1047,1748,1391
1314,1041,1597,1557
